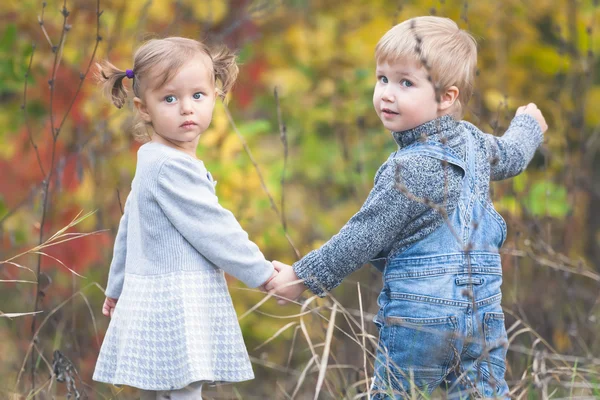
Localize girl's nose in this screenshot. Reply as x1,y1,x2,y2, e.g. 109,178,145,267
180,99,194,114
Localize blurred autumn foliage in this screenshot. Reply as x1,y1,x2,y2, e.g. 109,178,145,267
1,0,599,399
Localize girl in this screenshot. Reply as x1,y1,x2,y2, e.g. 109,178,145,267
92,37,276,399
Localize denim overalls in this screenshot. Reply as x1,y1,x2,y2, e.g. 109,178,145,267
372,131,510,399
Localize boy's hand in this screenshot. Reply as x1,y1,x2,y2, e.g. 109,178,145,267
516,103,548,133
264,261,307,305
102,297,118,317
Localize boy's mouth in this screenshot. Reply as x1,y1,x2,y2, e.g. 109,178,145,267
381,108,399,116
180,121,197,128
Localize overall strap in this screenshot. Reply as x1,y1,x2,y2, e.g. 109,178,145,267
397,131,477,247
463,128,477,193
398,139,467,180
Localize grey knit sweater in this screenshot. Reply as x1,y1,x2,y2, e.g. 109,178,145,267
293,114,543,296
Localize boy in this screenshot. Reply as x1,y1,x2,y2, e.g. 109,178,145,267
265,16,546,398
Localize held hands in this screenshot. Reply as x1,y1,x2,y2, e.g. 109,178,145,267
102,297,118,317
263,261,307,305
516,103,548,134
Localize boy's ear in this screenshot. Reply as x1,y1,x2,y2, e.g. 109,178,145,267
133,97,152,122
438,86,459,112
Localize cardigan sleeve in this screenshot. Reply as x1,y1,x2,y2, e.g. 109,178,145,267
156,156,274,288
105,196,130,299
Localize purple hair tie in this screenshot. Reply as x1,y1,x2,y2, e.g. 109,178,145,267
125,69,134,79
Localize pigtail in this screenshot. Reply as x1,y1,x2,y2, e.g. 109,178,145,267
210,45,239,100
95,60,130,109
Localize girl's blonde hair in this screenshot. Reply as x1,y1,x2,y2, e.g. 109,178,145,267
375,16,477,119
96,37,238,142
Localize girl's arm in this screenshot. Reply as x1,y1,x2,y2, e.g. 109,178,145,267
105,196,130,299
465,108,545,181
156,156,274,288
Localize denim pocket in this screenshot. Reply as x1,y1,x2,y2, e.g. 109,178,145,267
481,312,509,397
483,312,507,357
380,315,458,392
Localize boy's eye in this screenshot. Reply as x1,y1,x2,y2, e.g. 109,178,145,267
378,76,388,84
193,92,203,100
165,95,176,103
400,79,413,87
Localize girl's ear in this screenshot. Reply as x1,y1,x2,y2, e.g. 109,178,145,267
438,86,459,112
133,97,152,122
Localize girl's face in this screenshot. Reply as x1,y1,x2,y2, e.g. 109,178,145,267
134,55,217,152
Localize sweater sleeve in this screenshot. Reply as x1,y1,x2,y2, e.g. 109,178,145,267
468,114,543,181
156,156,274,288
105,196,130,299
292,155,462,296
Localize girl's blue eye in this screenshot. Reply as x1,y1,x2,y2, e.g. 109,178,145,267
165,95,176,103
401,79,413,87
193,92,203,100
379,76,388,84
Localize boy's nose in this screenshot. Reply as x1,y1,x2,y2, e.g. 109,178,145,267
381,87,394,102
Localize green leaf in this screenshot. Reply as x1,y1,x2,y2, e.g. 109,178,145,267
0,197,6,217
354,68,370,80
13,229,28,246
0,24,17,51
523,181,571,218
238,119,271,137
236,43,253,64
512,173,527,193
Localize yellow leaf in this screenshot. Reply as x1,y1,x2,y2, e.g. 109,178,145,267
342,16,389,66
190,0,228,24
284,24,311,65
264,67,311,98
311,15,338,67
0,114,15,159
552,329,571,353
201,104,229,147
483,89,515,111
316,78,336,97
148,1,175,24
494,196,522,218
73,171,95,213
220,132,243,162
585,88,600,126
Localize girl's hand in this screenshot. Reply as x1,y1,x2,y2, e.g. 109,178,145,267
259,269,278,293
264,261,307,305
102,297,118,317
516,103,548,133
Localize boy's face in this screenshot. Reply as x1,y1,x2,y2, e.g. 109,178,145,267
373,59,440,132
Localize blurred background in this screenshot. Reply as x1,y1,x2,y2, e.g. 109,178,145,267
1,0,599,398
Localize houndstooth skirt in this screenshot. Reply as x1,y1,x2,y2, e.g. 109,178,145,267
93,269,254,390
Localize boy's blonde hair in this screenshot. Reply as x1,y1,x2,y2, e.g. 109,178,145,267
96,37,239,143
375,16,477,118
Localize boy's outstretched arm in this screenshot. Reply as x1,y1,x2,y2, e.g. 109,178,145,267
467,103,547,181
